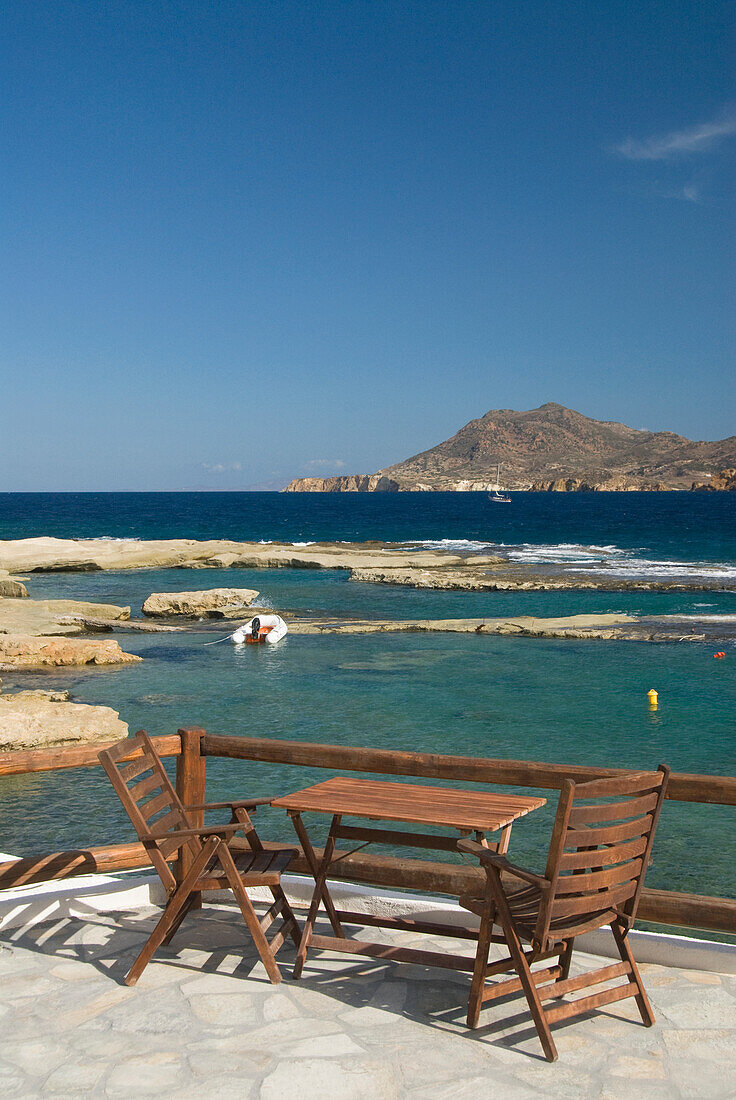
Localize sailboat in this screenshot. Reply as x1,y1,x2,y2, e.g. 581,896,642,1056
488,464,511,503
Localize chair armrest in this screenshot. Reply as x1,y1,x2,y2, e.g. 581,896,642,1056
145,823,243,841
185,797,273,812
457,838,551,890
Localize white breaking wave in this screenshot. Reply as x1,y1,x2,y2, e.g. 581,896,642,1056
505,542,629,565
590,559,736,580
258,539,315,546
389,539,497,553
667,614,736,622
389,537,736,580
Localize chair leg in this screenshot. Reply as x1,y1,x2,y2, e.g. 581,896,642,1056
558,938,574,982
216,845,282,985
505,926,558,1062
125,836,220,987
489,876,558,1063
161,893,195,947
611,921,655,1027
467,903,494,1029
270,884,302,950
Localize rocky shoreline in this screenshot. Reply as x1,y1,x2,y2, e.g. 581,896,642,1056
0,534,732,751
1,537,733,592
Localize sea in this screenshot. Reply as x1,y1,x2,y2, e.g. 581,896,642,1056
1,492,735,933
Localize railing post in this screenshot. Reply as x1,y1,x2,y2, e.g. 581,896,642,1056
176,727,206,906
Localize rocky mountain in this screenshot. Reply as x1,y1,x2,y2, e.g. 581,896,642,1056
283,403,736,492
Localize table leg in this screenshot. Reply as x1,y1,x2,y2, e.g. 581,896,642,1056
473,825,511,853
496,824,513,855
292,813,344,979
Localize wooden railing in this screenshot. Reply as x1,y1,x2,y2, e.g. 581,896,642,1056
1,729,735,936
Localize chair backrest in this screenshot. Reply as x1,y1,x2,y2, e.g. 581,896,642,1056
98,731,198,893
534,766,670,949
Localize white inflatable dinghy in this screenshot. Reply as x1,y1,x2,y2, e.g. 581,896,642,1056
231,614,288,645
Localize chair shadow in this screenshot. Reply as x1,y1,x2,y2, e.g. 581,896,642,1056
0,904,646,1063
0,901,285,988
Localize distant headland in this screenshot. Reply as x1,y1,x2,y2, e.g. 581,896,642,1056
284,403,736,492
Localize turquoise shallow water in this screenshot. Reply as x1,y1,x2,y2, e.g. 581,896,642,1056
24,565,736,622
3,627,734,908
1,493,734,937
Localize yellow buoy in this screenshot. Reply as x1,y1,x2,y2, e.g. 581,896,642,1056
647,689,658,708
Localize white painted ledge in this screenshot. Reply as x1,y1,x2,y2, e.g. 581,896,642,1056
0,864,733,975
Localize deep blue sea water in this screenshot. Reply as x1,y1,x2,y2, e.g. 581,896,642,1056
2,491,736,566
1,493,734,932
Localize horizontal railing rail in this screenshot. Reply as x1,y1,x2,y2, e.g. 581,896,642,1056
0,729,733,937
200,733,736,806
0,734,182,777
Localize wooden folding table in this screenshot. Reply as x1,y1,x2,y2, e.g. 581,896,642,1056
271,776,545,977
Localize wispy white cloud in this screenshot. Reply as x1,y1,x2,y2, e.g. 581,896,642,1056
614,108,736,161
304,458,346,470
650,179,703,204
201,461,242,474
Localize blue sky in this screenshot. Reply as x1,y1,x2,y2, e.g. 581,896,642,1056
1,1,733,490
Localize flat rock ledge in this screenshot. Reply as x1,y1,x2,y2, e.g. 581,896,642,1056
0,689,128,750
286,612,716,642
0,635,142,670
348,565,735,592
0,537,495,574
290,613,638,639
0,598,130,638
142,588,260,618
1,538,733,593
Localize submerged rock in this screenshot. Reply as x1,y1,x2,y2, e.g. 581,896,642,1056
142,588,260,619
0,690,128,750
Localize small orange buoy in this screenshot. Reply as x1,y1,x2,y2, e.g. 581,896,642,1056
713,652,725,659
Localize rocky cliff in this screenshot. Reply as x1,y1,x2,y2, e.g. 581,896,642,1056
691,468,736,492
283,474,400,493
283,404,736,491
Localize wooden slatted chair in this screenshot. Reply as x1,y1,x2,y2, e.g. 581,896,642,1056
457,766,670,1062
98,731,300,986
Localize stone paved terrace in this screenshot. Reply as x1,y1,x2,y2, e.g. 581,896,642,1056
1,904,735,1098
